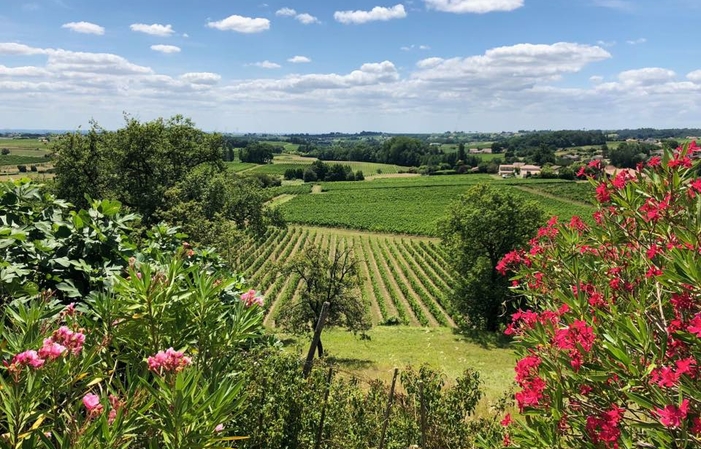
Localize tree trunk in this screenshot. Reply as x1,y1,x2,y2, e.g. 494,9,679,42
317,338,324,358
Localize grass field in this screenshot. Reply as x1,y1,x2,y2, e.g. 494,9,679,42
279,175,594,236
279,326,515,404
229,155,405,177
236,226,457,328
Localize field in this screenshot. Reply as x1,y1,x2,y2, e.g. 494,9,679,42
227,154,404,176
0,155,51,167
235,226,457,328
281,326,515,403
278,175,595,236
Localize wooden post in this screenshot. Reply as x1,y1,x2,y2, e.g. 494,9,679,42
314,366,334,449
303,302,330,378
419,381,427,449
378,368,399,449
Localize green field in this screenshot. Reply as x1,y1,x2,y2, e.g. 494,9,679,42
279,175,594,236
231,155,405,177
280,326,515,404
237,226,456,328
0,155,51,167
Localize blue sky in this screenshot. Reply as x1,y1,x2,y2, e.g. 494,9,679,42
1,0,701,132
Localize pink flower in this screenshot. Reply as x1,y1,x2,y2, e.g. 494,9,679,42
240,289,264,307
654,399,689,428
500,414,512,427
83,393,103,416
11,350,45,369
38,338,66,360
214,424,225,433
52,326,86,355
688,313,701,337
147,348,192,374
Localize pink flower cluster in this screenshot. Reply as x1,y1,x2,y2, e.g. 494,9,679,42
147,348,191,374
585,405,625,449
6,326,85,376
240,289,264,308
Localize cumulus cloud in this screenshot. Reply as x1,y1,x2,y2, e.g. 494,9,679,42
249,60,281,69
206,15,270,33
150,45,181,54
275,7,296,16
687,70,701,83
180,72,221,84
288,56,311,63
334,4,407,24
424,0,524,14
0,43,50,56
61,21,105,35
130,23,175,36
618,68,675,85
295,13,320,24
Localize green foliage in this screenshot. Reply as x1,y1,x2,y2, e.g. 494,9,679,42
504,143,701,447
609,140,657,168
0,227,267,447
440,184,546,330
0,155,46,166
51,115,224,223
240,142,275,164
0,179,138,301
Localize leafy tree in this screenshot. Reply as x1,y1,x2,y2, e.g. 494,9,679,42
457,143,466,163
1,148,9,155
52,115,224,224
277,243,370,357
239,142,274,164
439,184,545,331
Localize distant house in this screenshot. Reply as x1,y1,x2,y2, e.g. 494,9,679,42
469,148,492,154
498,162,541,178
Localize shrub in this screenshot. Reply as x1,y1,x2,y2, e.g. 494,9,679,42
501,143,701,448
17,165,26,172
1,148,9,155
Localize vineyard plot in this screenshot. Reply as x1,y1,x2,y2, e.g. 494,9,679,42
242,226,458,327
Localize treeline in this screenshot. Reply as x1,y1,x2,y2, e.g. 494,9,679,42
284,160,364,182
613,128,701,140
303,136,449,167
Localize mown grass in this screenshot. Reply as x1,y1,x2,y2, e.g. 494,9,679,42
278,326,515,404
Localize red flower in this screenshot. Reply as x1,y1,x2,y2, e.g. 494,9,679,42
586,405,625,449
654,399,689,428
688,313,701,337
596,183,611,203
500,413,512,427
647,156,661,167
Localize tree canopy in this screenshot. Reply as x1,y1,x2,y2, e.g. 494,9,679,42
439,184,545,331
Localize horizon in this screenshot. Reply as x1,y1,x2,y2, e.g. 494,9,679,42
2,1,701,132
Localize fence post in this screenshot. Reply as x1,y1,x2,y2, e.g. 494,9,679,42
378,368,399,449
314,366,334,449
419,381,427,449
303,302,330,378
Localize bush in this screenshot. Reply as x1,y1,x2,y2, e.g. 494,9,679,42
1,148,9,155
17,165,26,172
501,143,701,448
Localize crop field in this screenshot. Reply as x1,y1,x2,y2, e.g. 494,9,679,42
278,176,595,236
235,226,457,328
229,155,404,176
524,181,594,204
0,155,50,167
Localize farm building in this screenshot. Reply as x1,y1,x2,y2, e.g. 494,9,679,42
498,162,542,178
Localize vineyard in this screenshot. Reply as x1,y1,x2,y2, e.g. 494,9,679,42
234,226,457,328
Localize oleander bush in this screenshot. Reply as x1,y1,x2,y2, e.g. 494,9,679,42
500,143,701,448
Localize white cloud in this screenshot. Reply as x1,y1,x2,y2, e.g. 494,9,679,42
183,33,189,38
592,0,633,10
626,38,647,45
61,22,105,35
249,60,281,69
687,70,701,83
596,40,616,47
275,7,296,16
130,23,175,37
180,72,221,84
0,43,50,56
424,0,523,14
589,75,604,83
618,68,675,85
150,45,181,54
416,57,444,68
0,65,50,77
334,4,407,24
296,13,320,24
206,15,270,33
402,44,431,51
288,56,311,63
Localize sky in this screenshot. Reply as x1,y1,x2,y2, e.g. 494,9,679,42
1,0,701,133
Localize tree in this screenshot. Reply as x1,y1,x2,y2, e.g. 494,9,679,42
1,148,9,155
439,184,545,331
239,142,274,164
52,115,224,223
457,143,466,163
277,243,370,357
